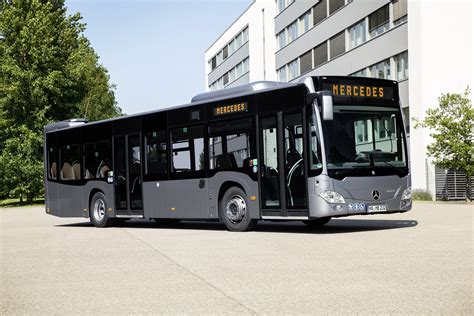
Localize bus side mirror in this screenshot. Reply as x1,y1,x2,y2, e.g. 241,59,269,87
319,90,333,121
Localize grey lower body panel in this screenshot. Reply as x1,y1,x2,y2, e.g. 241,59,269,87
142,172,259,220
46,180,113,218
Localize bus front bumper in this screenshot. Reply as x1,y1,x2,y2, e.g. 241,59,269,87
308,194,412,219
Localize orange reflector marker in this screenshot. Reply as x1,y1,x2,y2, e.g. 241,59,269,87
250,195,256,201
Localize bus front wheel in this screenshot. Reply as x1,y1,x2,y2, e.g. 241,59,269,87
303,217,331,227
90,192,113,228
220,187,257,232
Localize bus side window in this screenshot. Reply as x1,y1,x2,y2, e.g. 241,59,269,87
48,148,57,179
171,126,204,174
84,141,111,179
208,118,252,173
60,144,81,181
145,131,167,176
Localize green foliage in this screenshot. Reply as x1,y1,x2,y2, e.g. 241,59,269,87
412,189,432,201
0,0,121,202
414,88,473,176
414,87,474,200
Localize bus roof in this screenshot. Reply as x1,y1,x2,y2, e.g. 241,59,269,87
44,80,302,134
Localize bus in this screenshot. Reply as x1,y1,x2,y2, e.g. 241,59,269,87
44,76,412,231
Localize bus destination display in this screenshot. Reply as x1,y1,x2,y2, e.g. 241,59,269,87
214,102,248,116
320,78,395,102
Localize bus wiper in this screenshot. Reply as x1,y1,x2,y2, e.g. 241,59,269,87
379,161,405,176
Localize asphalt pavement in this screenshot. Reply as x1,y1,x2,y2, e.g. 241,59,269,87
1,202,472,314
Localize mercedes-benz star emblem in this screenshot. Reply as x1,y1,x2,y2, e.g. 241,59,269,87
372,190,380,200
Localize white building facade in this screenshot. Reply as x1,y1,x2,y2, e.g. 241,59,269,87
205,0,473,199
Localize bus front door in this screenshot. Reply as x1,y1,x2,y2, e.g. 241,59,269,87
114,134,143,217
260,111,308,218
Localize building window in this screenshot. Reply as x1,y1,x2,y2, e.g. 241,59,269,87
235,32,243,48
229,39,235,55
277,30,286,50
329,0,345,15
300,50,312,75
229,68,235,82
355,119,372,144
223,46,228,59
349,19,366,49
329,31,345,59
394,51,408,80
287,21,298,43
299,10,311,34
313,0,327,25
288,59,299,81
242,27,249,43
369,59,391,79
314,41,328,67
351,69,368,77
211,57,216,70
277,0,286,13
278,66,287,82
369,5,389,37
392,0,407,25
223,73,229,86
243,58,249,74
277,0,294,14
235,62,243,78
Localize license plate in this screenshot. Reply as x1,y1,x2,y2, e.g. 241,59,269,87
367,204,387,213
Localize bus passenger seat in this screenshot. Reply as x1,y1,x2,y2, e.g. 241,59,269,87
85,169,93,179
72,163,81,180
60,163,73,180
50,162,57,179
100,165,110,178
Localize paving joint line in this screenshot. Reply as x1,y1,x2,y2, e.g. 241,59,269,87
121,228,258,315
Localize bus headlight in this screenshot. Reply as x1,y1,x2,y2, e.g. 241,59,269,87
319,190,345,204
401,187,411,200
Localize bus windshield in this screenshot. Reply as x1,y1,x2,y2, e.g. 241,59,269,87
320,104,407,176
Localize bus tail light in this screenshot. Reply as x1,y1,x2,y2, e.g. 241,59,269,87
319,190,345,204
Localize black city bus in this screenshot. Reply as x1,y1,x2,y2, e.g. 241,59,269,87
44,76,412,231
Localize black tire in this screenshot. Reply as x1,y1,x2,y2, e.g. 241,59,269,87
303,217,331,227
90,192,113,228
220,187,257,232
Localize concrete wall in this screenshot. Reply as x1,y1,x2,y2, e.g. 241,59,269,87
408,0,472,196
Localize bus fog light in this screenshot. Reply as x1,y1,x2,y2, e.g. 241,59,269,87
401,187,411,200
333,204,344,211
319,190,345,204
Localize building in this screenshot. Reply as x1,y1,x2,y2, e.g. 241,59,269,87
205,0,472,199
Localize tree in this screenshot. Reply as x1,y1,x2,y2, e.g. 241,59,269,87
0,0,121,203
414,88,474,200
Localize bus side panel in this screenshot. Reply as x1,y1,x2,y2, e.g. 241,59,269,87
143,179,209,219
142,181,168,218
57,184,84,217
45,181,60,216
208,172,260,219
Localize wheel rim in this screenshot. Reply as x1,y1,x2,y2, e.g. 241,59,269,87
225,194,247,224
93,199,106,222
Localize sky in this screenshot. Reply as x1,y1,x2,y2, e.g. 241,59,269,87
66,0,252,115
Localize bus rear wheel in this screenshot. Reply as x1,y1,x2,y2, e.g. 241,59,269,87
303,217,331,227
90,192,113,228
220,187,257,232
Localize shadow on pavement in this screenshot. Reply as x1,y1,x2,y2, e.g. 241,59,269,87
56,218,418,234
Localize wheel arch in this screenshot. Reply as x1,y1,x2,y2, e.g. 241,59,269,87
218,181,246,205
